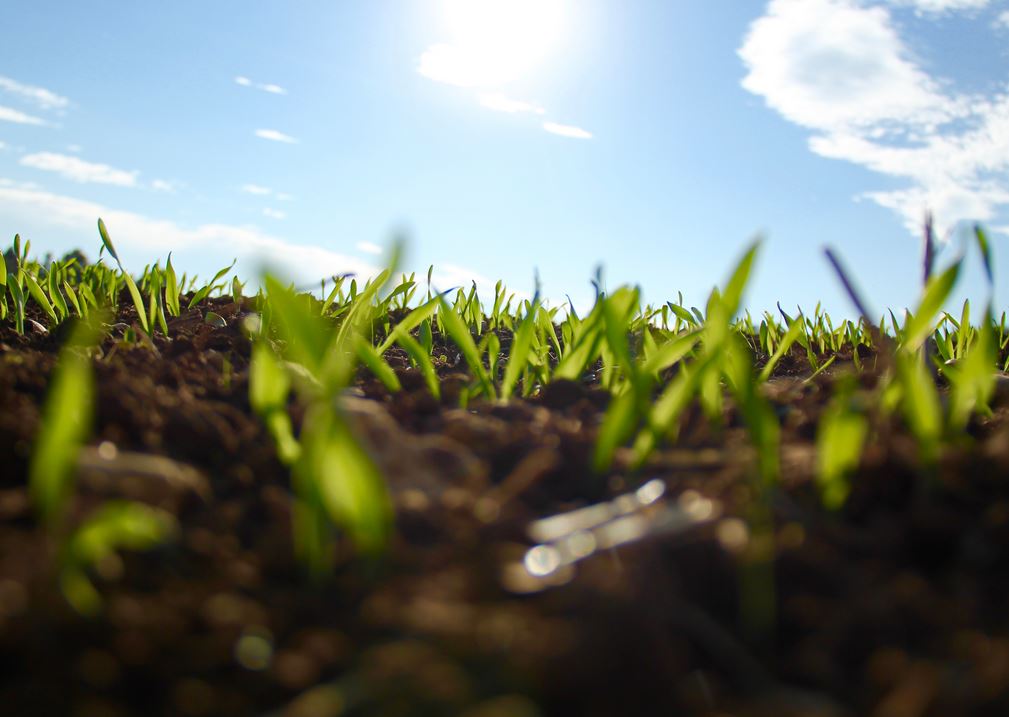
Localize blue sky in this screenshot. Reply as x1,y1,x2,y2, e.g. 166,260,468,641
1,0,1007,318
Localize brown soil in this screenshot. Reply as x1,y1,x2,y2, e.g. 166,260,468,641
2,296,1009,717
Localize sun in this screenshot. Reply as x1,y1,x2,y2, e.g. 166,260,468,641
420,0,567,88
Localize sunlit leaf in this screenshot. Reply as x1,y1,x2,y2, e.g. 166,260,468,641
61,501,176,616
22,271,58,324
97,218,119,263
816,393,868,510
593,389,637,472
187,259,236,309
437,294,495,400
758,317,803,382
396,331,441,399
29,318,104,527
895,351,943,463
903,260,960,352
296,403,392,557
355,335,402,393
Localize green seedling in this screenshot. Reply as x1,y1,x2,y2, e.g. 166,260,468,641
945,308,997,431
60,502,176,616
63,280,84,318
5,216,1007,599
501,291,540,399
98,218,150,334
758,317,803,382
165,253,181,316
187,259,236,310
438,292,496,400
47,264,69,321
249,341,300,465
395,331,441,399
376,294,442,355
354,335,402,392
901,260,961,353
816,379,869,510
22,270,58,325
29,319,102,527
29,314,176,614
0,246,7,321
252,250,401,572
7,272,26,335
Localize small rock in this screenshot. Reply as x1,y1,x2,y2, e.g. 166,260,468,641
338,396,488,502
204,311,227,328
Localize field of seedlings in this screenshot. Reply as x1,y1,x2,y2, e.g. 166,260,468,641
1,218,1008,716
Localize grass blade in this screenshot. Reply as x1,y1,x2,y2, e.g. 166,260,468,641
903,260,960,352
758,317,803,382
396,332,441,399
23,271,58,324
501,293,540,399
438,294,496,400
355,336,402,392
29,318,104,527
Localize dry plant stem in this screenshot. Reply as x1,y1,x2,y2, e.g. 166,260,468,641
922,213,939,379
823,247,894,368
922,211,935,287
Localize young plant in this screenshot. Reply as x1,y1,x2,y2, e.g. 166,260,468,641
59,501,177,616
98,218,150,335
29,315,175,614
500,291,540,400
187,259,236,309
29,320,101,528
437,292,496,400
816,378,869,510
251,268,395,575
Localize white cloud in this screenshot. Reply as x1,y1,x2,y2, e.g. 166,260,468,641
889,0,993,13
426,261,532,307
996,9,1009,26
739,0,959,132
0,180,380,281
478,93,545,114
0,105,47,126
235,75,287,95
20,152,138,186
739,0,1009,235
151,179,177,193
0,178,41,190
356,240,383,255
0,75,70,111
430,262,497,293
0,141,5,151
66,144,83,153
262,208,286,220
542,121,593,139
241,184,294,203
254,128,298,144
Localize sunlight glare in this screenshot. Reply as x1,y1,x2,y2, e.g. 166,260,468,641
419,0,566,87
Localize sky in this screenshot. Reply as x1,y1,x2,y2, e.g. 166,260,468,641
1,0,1007,319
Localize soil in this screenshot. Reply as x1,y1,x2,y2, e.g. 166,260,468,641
2,295,1009,717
